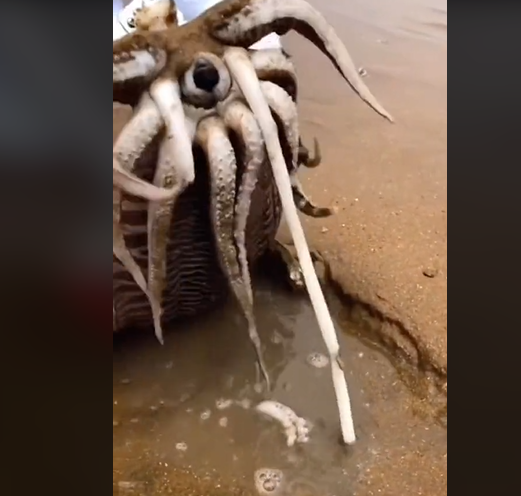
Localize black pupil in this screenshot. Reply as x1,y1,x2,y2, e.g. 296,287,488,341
192,61,220,92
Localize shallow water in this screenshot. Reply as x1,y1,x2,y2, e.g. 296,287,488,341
113,0,447,493
113,281,447,495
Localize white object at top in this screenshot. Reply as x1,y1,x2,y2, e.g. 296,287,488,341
113,0,282,49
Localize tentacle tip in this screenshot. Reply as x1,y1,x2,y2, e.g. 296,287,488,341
342,437,357,447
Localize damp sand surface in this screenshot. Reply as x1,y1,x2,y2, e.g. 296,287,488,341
287,0,447,369
113,282,447,496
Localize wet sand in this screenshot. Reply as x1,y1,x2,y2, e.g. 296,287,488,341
284,0,447,375
113,285,447,495
113,0,447,494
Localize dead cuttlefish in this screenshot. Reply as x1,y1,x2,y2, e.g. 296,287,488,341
113,0,394,443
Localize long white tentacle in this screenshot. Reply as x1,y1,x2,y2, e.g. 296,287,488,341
224,47,356,445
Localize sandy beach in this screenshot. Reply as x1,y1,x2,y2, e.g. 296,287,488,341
285,0,447,383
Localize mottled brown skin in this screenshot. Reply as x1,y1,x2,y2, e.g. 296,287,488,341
113,0,255,78
112,0,245,104
112,6,225,104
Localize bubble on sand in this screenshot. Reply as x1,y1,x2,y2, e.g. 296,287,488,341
219,417,229,428
306,352,329,369
216,398,233,411
254,468,284,495
236,398,252,410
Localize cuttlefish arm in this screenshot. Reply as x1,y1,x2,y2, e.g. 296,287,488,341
259,81,335,218
113,31,167,104
249,48,298,101
248,50,322,172
113,162,181,201
291,176,336,218
113,187,148,296
218,97,265,305
196,114,271,390
219,98,272,390
113,31,167,84
259,81,299,168
147,79,195,345
208,0,393,121
113,93,171,201
148,79,195,185
146,141,177,346
298,138,322,169
113,93,171,296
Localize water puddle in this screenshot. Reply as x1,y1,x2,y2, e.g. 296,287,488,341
113,282,447,495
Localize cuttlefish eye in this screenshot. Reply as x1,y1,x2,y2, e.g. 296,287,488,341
181,53,231,109
193,60,220,92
